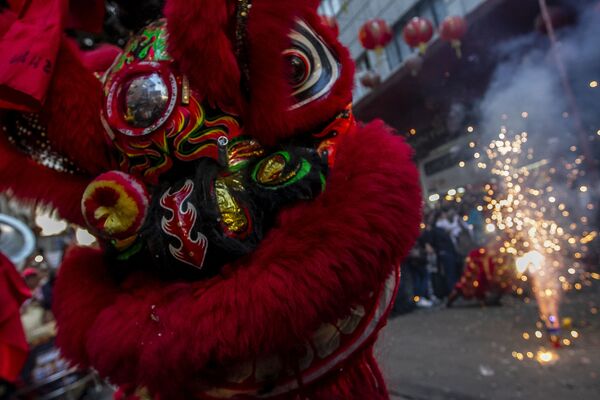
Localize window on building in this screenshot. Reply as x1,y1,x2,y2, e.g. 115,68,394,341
318,0,343,16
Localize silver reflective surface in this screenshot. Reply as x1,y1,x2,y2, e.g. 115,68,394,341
0,214,35,266
125,73,169,128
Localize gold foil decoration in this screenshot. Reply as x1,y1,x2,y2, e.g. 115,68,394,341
215,179,248,233
227,139,264,169
255,154,286,184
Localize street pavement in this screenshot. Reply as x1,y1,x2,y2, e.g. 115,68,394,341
377,284,600,400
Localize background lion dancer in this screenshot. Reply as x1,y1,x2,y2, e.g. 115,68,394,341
0,0,422,398
446,246,515,308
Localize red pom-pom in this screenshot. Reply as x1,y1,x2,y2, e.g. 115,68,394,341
81,171,150,240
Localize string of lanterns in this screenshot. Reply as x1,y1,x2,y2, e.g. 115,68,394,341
360,15,467,57
318,13,468,60
318,12,467,88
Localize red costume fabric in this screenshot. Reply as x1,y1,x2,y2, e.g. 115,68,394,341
0,0,67,111
0,253,30,383
0,1,422,398
455,248,513,300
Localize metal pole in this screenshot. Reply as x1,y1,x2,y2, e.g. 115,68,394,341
537,0,598,181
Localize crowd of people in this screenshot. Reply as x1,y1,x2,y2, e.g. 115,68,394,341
393,195,501,313
0,251,59,400
395,185,600,315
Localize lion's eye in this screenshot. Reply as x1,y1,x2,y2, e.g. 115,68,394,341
285,19,341,110
285,50,311,89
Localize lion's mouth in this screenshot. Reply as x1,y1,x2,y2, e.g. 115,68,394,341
195,269,398,399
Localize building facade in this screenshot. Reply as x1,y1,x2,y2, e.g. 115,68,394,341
320,0,486,99
318,0,550,199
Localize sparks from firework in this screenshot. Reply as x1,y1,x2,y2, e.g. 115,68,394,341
516,251,561,347
464,112,597,347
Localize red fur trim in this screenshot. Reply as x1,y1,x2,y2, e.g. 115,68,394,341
164,0,243,111
53,246,119,368
66,0,105,33
304,348,389,399
243,3,355,145
0,10,16,37
77,43,122,74
54,121,422,397
42,40,115,176
0,132,89,225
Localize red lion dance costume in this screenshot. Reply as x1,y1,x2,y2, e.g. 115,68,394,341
0,0,421,398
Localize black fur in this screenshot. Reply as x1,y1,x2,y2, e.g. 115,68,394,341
108,146,327,281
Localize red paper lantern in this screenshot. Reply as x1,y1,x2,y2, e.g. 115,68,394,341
319,15,340,37
359,19,393,51
402,17,434,54
439,16,468,58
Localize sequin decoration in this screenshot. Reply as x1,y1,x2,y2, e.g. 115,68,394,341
3,113,80,174
235,0,252,98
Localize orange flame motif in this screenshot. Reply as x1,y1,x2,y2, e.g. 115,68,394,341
159,179,208,268
115,96,242,184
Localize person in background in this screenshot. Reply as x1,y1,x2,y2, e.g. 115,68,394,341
424,242,441,304
437,207,473,254
466,198,485,246
0,252,31,400
423,211,461,297
406,239,433,308
435,208,462,245
22,268,41,296
40,270,56,313
20,268,56,346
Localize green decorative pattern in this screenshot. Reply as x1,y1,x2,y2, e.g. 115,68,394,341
111,19,172,74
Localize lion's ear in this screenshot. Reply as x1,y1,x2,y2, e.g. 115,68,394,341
164,0,242,110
